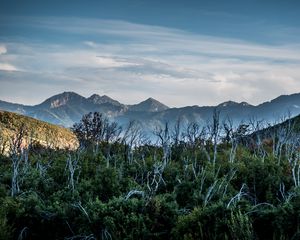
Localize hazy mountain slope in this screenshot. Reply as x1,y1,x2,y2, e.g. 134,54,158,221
0,111,78,151
254,113,300,138
255,93,300,121
0,100,27,114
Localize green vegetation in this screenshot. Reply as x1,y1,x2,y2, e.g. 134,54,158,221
0,112,300,239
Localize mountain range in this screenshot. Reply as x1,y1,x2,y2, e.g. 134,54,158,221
1,92,300,132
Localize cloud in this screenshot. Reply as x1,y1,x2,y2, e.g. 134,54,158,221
0,45,7,55
21,17,300,61
0,44,20,72
0,17,300,107
83,41,97,48
0,63,18,71
95,56,141,68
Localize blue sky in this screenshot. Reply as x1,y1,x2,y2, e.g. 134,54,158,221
0,0,300,106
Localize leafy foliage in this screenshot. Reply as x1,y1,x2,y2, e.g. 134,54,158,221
1,112,300,239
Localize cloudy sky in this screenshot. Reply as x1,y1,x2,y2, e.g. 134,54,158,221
0,0,300,107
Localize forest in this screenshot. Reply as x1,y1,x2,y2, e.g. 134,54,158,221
0,111,300,240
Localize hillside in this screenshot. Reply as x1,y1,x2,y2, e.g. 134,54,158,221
271,114,300,132
0,111,78,151
252,114,300,138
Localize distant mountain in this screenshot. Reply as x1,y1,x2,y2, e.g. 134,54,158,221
88,94,124,107
128,97,169,112
36,91,88,109
0,100,28,114
30,92,96,126
0,111,78,151
217,101,252,108
1,92,300,133
255,93,300,120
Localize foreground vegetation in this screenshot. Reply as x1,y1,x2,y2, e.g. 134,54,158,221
0,112,300,239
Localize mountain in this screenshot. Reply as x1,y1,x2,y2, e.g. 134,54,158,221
258,112,300,136
0,100,28,114
1,92,300,133
243,112,300,152
0,111,78,152
128,97,169,112
217,101,252,108
255,93,300,120
88,94,124,107
36,91,88,109
30,92,96,126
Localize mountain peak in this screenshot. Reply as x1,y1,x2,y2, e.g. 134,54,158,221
240,101,251,106
145,97,156,101
218,101,251,108
88,94,123,106
37,91,85,109
129,97,169,112
218,101,239,107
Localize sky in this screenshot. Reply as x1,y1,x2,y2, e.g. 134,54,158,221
0,0,300,107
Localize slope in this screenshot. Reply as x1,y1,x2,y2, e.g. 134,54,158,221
0,111,78,151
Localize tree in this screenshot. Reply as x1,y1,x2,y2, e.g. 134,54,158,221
122,120,146,164
66,150,81,194
154,122,171,165
9,124,28,197
207,109,220,167
171,118,182,146
72,112,121,154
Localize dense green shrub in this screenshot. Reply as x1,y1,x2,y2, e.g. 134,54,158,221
1,131,300,239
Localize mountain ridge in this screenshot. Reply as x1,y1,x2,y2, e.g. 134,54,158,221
1,92,300,131
88,94,124,107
